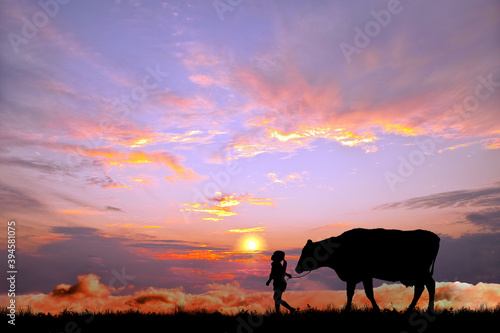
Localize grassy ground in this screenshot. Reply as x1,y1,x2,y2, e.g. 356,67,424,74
2,306,500,333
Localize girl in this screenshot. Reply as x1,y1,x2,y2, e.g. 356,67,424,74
265,250,296,314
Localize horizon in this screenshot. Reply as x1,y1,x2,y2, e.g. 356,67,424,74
1,0,500,316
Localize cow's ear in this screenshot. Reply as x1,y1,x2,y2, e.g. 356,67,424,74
307,239,312,245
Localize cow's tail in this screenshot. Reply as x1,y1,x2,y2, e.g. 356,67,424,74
429,235,440,276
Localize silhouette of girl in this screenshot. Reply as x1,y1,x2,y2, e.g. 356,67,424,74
265,250,296,314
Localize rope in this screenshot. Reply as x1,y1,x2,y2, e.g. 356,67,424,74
288,271,312,280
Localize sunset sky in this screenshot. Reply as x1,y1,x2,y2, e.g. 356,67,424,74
1,0,500,312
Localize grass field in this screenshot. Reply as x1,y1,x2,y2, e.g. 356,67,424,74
3,306,500,333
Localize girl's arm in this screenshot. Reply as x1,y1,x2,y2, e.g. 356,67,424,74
283,260,292,278
266,274,273,286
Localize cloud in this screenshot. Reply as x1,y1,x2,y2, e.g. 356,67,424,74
375,183,500,210
374,183,500,232
105,206,125,213
154,91,216,119
0,182,45,212
465,208,500,232
312,223,355,232
86,176,129,189
178,1,500,160
82,148,202,182
112,129,226,149
222,123,379,161
56,207,103,216
435,233,500,284
170,268,237,281
438,141,479,153
51,226,99,236
180,193,277,221
117,224,162,229
0,155,76,177
482,137,500,150
228,227,266,233
266,172,308,186
8,273,500,314
128,239,225,252
189,74,216,86
139,248,260,263
51,274,110,298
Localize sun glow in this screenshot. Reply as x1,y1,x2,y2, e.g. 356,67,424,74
238,234,265,252
247,240,257,251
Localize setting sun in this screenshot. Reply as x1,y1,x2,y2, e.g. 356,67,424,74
238,235,264,252
247,240,257,251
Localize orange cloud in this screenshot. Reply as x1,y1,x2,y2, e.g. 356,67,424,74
228,227,266,233
438,141,478,153
481,137,500,150
82,148,201,182
50,274,110,299
115,129,225,149
212,55,500,160
245,198,275,206
171,268,237,281
56,207,102,215
312,223,355,232
130,177,152,184
379,122,426,136
225,126,378,160
119,223,162,229
180,193,277,221
9,274,500,314
202,217,223,222
180,202,238,219
151,250,235,262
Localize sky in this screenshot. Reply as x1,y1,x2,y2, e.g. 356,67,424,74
1,0,500,313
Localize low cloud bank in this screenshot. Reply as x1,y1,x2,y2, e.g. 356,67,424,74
4,274,499,314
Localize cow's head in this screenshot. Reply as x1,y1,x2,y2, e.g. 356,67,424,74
295,238,340,274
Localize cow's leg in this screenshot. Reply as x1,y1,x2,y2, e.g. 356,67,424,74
345,281,356,311
425,276,435,313
362,278,380,312
407,283,424,312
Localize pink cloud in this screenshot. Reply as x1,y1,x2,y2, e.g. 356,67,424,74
6,274,500,314
189,74,216,86
81,148,202,182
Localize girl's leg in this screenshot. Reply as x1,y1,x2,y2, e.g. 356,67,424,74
274,289,295,314
281,300,295,313
273,290,282,314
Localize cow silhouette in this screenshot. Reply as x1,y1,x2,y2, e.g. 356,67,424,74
295,228,440,312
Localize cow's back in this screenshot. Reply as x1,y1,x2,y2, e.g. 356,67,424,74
333,228,439,285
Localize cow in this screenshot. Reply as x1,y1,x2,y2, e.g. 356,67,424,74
295,228,440,312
